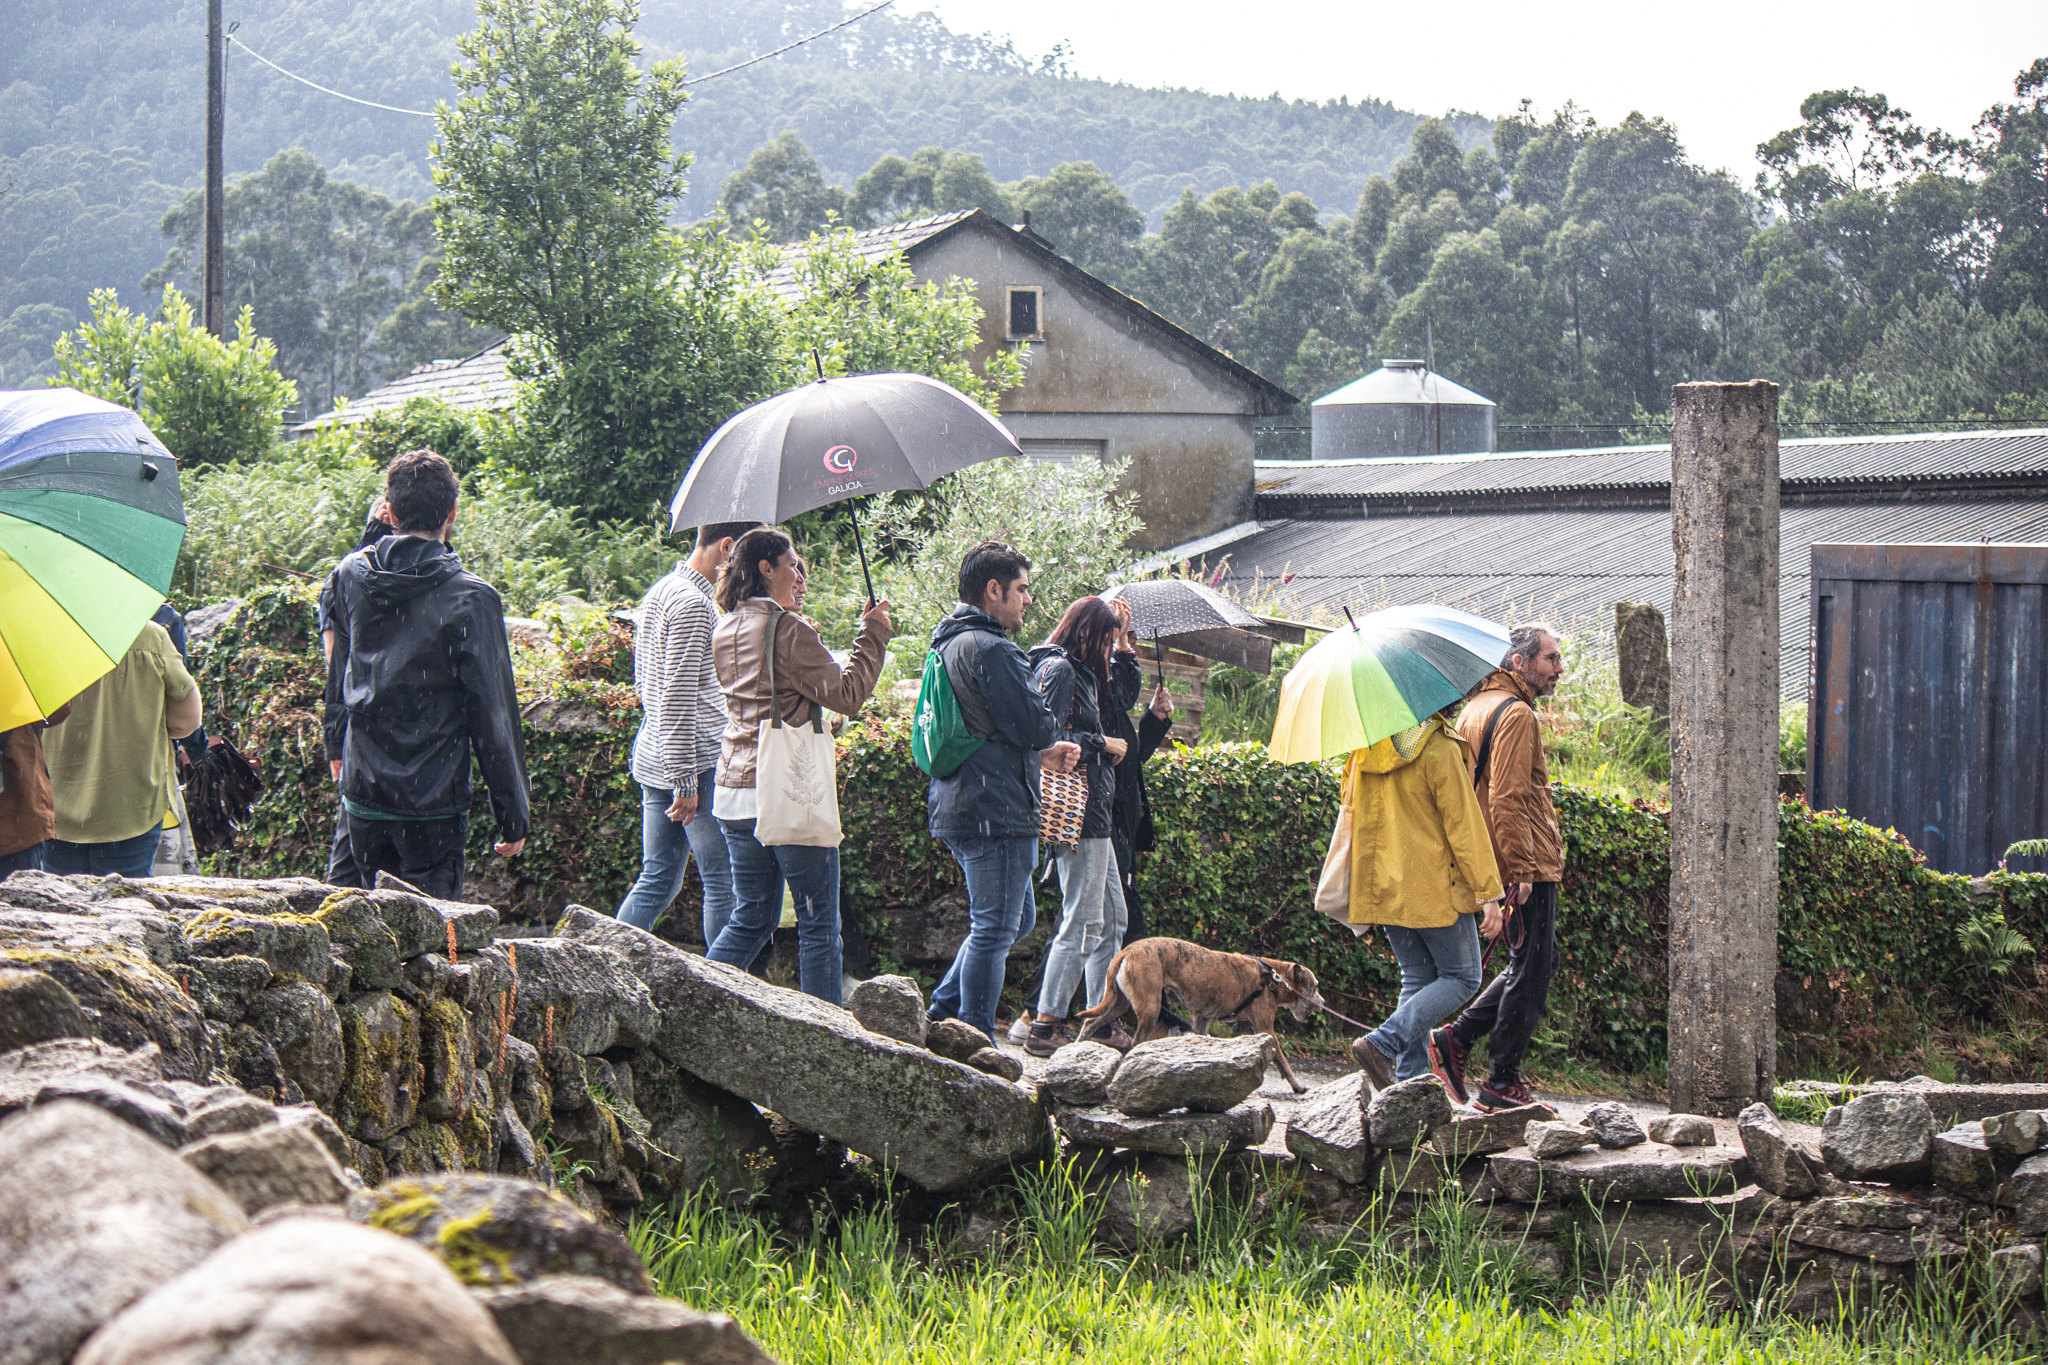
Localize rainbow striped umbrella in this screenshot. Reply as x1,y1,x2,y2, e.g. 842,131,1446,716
1268,604,1511,764
0,389,184,729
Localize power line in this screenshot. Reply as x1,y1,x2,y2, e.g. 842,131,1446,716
227,35,436,117
687,0,895,83
226,1,896,119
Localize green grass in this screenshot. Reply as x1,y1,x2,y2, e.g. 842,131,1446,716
631,1159,2033,1365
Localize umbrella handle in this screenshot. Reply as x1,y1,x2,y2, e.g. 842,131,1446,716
847,501,875,607
1153,634,1165,689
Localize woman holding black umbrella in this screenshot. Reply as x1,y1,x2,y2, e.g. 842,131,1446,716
705,528,892,1004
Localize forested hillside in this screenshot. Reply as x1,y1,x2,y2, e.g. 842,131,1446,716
0,0,1478,398
5,0,2042,439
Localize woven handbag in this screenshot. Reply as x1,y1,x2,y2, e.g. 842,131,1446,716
1038,762,1089,851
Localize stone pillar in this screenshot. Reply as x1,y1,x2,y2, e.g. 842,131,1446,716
1667,381,1780,1117
1613,601,1671,720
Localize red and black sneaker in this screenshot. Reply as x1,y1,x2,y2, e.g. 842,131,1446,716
1474,1078,1536,1113
1428,1027,1470,1105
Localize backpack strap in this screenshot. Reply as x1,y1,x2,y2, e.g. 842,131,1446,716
1472,695,1528,787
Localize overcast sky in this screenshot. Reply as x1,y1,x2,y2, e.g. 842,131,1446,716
916,0,2047,180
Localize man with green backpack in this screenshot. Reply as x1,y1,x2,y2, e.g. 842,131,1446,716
919,539,1079,1041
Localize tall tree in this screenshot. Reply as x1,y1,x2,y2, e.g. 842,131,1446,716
721,130,850,240
1556,114,1753,413
1010,161,1144,282
1978,59,2048,317
432,0,689,364
147,151,474,415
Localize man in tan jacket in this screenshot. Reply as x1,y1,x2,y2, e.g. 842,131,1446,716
1429,623,1566,1112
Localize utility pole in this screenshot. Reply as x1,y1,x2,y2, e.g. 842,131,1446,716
203,0,226,337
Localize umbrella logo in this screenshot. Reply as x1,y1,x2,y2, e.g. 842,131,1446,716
823,445,859,474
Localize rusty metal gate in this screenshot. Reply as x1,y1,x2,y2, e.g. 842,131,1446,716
1808,542,2048,874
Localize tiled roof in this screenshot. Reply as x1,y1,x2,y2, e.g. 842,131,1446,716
759,210,977,299
293,343,514,433
1203,498,2048,698
1254,429,2048,506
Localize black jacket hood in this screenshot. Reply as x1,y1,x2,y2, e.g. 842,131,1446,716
348,534,465,609
931,603,1009,650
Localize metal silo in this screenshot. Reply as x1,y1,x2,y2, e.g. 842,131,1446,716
1309,359,1497,460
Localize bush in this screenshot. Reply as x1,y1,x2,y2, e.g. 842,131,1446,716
174,438,671,615
51,285,297,466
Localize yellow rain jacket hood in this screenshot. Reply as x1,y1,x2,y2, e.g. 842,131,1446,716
1338,717,1504,929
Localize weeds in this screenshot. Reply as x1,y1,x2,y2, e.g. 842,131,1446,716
630,1156,2033,1365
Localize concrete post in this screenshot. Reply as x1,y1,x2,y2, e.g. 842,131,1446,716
1667,381,1780,1117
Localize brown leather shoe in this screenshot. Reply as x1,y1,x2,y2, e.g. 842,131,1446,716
1351,1035,1395,1090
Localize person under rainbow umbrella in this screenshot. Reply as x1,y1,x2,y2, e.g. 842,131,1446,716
0,389,185,729
1268,603,1512,764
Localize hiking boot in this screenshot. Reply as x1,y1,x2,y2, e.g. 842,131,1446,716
1474,1079,1536,1113
1428,1027,1470,1105
1024,1019,1069,1057
1094,1024,1136,1052
1350,1035,1396,1091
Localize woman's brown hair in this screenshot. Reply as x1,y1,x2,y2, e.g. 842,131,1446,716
1047,596,1121,677
716,527,794,612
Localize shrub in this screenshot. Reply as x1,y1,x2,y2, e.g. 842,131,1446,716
51,285,296,466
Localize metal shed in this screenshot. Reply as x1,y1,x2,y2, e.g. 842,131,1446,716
1808,542,2048,875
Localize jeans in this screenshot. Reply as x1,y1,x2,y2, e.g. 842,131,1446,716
0,842,47,876
708,818,841,1005
1451,882,1560,1087
930,835,1039,1039
344,812,468,900
1367,914,1483,1080
616,775,736,943
1037,838,1128,1020
46,825,163,879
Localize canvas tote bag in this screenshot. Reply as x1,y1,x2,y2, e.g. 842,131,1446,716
752,606,844,847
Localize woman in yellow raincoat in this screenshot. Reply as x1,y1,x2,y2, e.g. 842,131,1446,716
1315,707,1504,1089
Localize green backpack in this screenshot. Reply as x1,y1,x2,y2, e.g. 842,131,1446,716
912,647,985,778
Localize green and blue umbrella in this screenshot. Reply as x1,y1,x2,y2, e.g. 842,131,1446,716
1269,603,1511,764
0,389,184,730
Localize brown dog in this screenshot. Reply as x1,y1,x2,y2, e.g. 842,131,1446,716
1073,937,1324,1092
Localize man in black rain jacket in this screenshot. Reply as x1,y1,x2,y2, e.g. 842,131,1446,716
323,450,529,898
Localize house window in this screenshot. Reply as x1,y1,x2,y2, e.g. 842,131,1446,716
1006,287,1042,340
1018,438,1106,467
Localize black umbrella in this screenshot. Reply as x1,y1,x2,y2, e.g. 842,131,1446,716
1100,579,1281,674
668,371,1021,602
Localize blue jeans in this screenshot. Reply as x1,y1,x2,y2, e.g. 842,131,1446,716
708,818,842,1005
46,825,163,880
1368,914,1483,1081
616,775,736,943
930,835,1039,1039
1038,838,1128,1020
0,842,47,876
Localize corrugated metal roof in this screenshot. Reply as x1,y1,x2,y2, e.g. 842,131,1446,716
1255,429,2048,502
1313,361,1496,408
1207,500,2048,697
293,344,516,432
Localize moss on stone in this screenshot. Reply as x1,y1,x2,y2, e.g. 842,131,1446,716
365,1184,439,1236
184,907,325,942
337,993,420,1139
433,1207,522,1287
